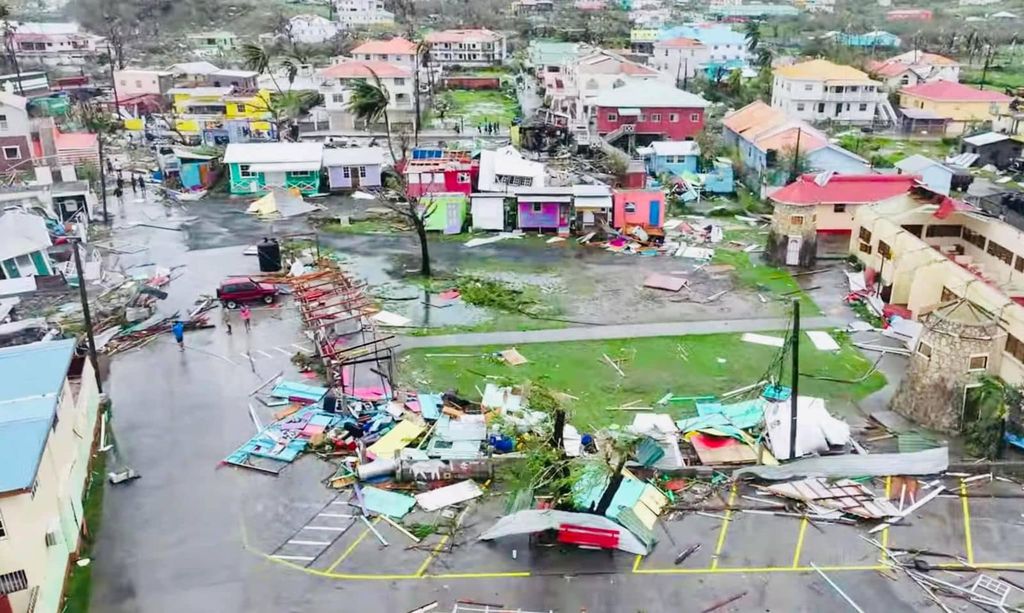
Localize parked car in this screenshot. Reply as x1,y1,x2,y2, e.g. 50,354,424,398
216,277,277,308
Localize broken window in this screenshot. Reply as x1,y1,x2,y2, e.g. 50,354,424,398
624,202,637,213
1007,334,1024,364
926,224,962,238
988,240,1013,265
859,227,872,243
457,172,470,183
941,286,957,302
834,204,846,213
790,215,804,226
963,226,987,249
968,354,989,371
917,341,932,359
878,240,892,260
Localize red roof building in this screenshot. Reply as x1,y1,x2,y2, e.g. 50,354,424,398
320,60,412,79
899,80,1012,103
771,173,919,207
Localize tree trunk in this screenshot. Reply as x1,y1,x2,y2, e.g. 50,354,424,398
594,456,627,515
414,214,431,277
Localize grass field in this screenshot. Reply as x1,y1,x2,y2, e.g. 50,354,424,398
713,246,821,315
436,90,521,127
962,67,1024,92
400,333,886,430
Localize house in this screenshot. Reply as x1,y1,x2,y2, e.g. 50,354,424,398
53,130,98,167
527,41,589,76
513,0,555,15
319,60,416,131
223,142,324,195
848,188,1024,430
206,69,259,89
287,14,343,45
517,187,573,232
771,60,889,125
113,69,174,100
0,92,32,175
644,140,700,176
421,192,468,234
402,151,475,199
899,81,1012,135
650,37,708,82
895,154,956,195
866,51,959,91
334,0,395,26
186,31,239,55
166,61,222,85
708,3,800,18
0,212,52,279
549,49,671,122
960,132,1023,170
322,147,386,190
722,101,869,187
631,24,747,63
425,29,507,68
476,146,546,194
767,173,918,264
793,0,836,13
593,81,708,147
0,339,101,613
0,71,49,96
572,184,613,229
166,86,275,144
886,8,933,20
11,22,104,67
350,38,419,71
613,188,665,230
470,193,508,230
835,31,902,48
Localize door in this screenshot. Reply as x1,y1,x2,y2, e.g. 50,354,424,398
264,171,286,189
444,201,461,234
349,167,360,188
30,251,49,275
963,383,983,430
786,235,802,266
648,200,660,226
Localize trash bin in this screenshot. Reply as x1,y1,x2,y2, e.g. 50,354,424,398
256,238,281,272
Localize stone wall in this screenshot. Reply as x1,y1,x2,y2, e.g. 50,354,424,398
891,314,1000,432
766,201,818,267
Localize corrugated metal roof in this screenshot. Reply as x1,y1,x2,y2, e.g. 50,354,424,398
0,339,75,493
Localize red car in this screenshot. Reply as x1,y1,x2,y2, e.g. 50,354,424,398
217,277,277,309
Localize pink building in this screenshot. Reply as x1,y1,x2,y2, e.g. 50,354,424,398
613,189,666,229
594,81,708,143
886,8,933,21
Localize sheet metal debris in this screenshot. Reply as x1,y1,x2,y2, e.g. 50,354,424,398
736,447,949,480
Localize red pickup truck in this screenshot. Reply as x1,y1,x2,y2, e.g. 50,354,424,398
216,277,277,309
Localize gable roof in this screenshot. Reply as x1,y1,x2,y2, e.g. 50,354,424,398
651,141,700,156
593,81,708,108
166,61,221,75
477,146,546,193
322,146,387,166
656,37,705,49
321,59,411,79
351,37,418,56
775,59,874,82
900,80,1011,102
889,50,958,66
0,212,51,261
895,154,951,174
723,101,786,137
0,339,76,494
224,142,323,164
770,173,917,206
576,50,659,76
755,125,828,154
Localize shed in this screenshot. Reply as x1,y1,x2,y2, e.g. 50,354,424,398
895,154,954,195
516,187,573,232
612,189,666,230
421,192,468,234
224,142,324,195
960,132,1023,170
0,212,53,279
322,147,386,190
571,184,612,229
470,193,507,230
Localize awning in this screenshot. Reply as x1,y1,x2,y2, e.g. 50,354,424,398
248,162,321,173
519,195,571,203
479,509,649,555
574,196,612,209
618,108,642,117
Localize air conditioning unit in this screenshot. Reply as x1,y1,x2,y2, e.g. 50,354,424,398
622,124,635,134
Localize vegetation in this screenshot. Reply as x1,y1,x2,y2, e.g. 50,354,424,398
63,447,107,613
964,376,1017,459
401,333,886,429
713,249,820,315
433,90,521,128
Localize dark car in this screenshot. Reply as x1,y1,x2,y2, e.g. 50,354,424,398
216,277,277,308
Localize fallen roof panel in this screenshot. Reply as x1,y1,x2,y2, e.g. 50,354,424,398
735,447,949,480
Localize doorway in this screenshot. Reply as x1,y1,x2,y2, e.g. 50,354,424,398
785,235,802,266
348,167,360,188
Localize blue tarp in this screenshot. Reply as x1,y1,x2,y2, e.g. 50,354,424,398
418,392,443,421
362,486,416,518
271,380,328,403
677,399,766,439
180,162,202,188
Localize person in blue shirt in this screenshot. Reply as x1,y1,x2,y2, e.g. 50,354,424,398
171,321,185,351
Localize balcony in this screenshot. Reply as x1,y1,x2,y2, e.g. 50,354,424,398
821,91,881,103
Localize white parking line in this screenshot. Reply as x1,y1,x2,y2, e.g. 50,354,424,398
291,343,313,352
287,540,332,546
302,526,347,531
257,350,274,358
318,513,353,519
270,555,315,561
274,346,292,356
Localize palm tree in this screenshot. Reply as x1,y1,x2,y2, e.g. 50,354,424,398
0,3,23,95
347,71,433,277
744,20,761,55
756,47,774,72
241,43,315,140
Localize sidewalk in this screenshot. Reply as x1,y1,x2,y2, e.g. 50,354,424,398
399,316,842,350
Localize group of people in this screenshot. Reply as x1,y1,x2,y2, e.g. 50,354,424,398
112,172,148,201
172,305,252,351
477,120,502,135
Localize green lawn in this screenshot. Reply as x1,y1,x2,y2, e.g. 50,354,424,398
962,67,1024,92
713,247,821,315
400,333,885,430
62,450,107,613
436,90,521,127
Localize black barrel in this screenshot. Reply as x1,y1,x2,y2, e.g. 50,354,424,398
256,238,281,272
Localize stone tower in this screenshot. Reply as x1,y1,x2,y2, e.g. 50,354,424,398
891,300,1001,432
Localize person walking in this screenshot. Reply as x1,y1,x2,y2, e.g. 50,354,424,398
113,185,123,202
221,307,233,335
240,305,252,332
140,176,147,193
171,320,185,351
130,175,138,194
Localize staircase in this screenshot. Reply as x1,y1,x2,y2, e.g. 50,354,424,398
601,122,635,145
876,99,899,128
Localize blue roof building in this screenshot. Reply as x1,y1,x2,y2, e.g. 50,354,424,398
836,31,902,48
0,339,76,493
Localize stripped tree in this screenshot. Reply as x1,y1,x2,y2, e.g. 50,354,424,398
347,71,433,277
240,42,320,141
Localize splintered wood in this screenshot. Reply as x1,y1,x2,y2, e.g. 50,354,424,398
763,478,900,519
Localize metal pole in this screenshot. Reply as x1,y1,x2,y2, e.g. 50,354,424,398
789,298,799,461
97,134,108,224
72,239,103,393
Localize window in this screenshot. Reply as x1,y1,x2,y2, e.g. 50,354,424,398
969,354,989,371
607,113,618,122
624,202,637,213
651,113,661,122
902,224,923,237
0,508,5,539
394,78,405,85
290,171,315,178
135,79,142,88
0,114,7,131
834,204,846,213
859,227,872,243
926,224,962,238
332,93,345,104
1007,333,1024,364
917,341,933,360
0,569,28,594
359,166,367,178
669,113,679,123
962,227,986,249
859,240,872,254
1015,255,1024,273
878,240,892,260
859,103,868,112
988,240,1013,265
2,146,20,160
238,164,257,178
532,203,543,213
457,172,470,184
790,215,804,226
689,113,699,122
639,114,647,122
797,103,805,111
817,103,825,113
342,167,351,178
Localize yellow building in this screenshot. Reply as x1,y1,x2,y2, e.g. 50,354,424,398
165,86,274,136
898,80,1013,135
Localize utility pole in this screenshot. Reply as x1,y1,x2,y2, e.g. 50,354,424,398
790,127,802,183
72,238,103,393
788,299,799,460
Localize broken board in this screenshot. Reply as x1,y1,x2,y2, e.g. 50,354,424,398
805,331,840,351
643,273,687,292
741,333,785,348
689,433,758,465
500,348,529,366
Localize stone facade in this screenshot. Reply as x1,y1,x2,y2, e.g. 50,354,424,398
767,202,817,267
890,303,1001,432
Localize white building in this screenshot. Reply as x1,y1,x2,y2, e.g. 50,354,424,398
551,49,673,122
287,14,343,45
0,340,101,613
798,0,836,12
334,0,395,26
10,22,104,67
424,29,507,67
477,145,546,193
349,37,419,72
319,60,415,130
771,59,889,125
867,51,960,91
650,37,709,82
